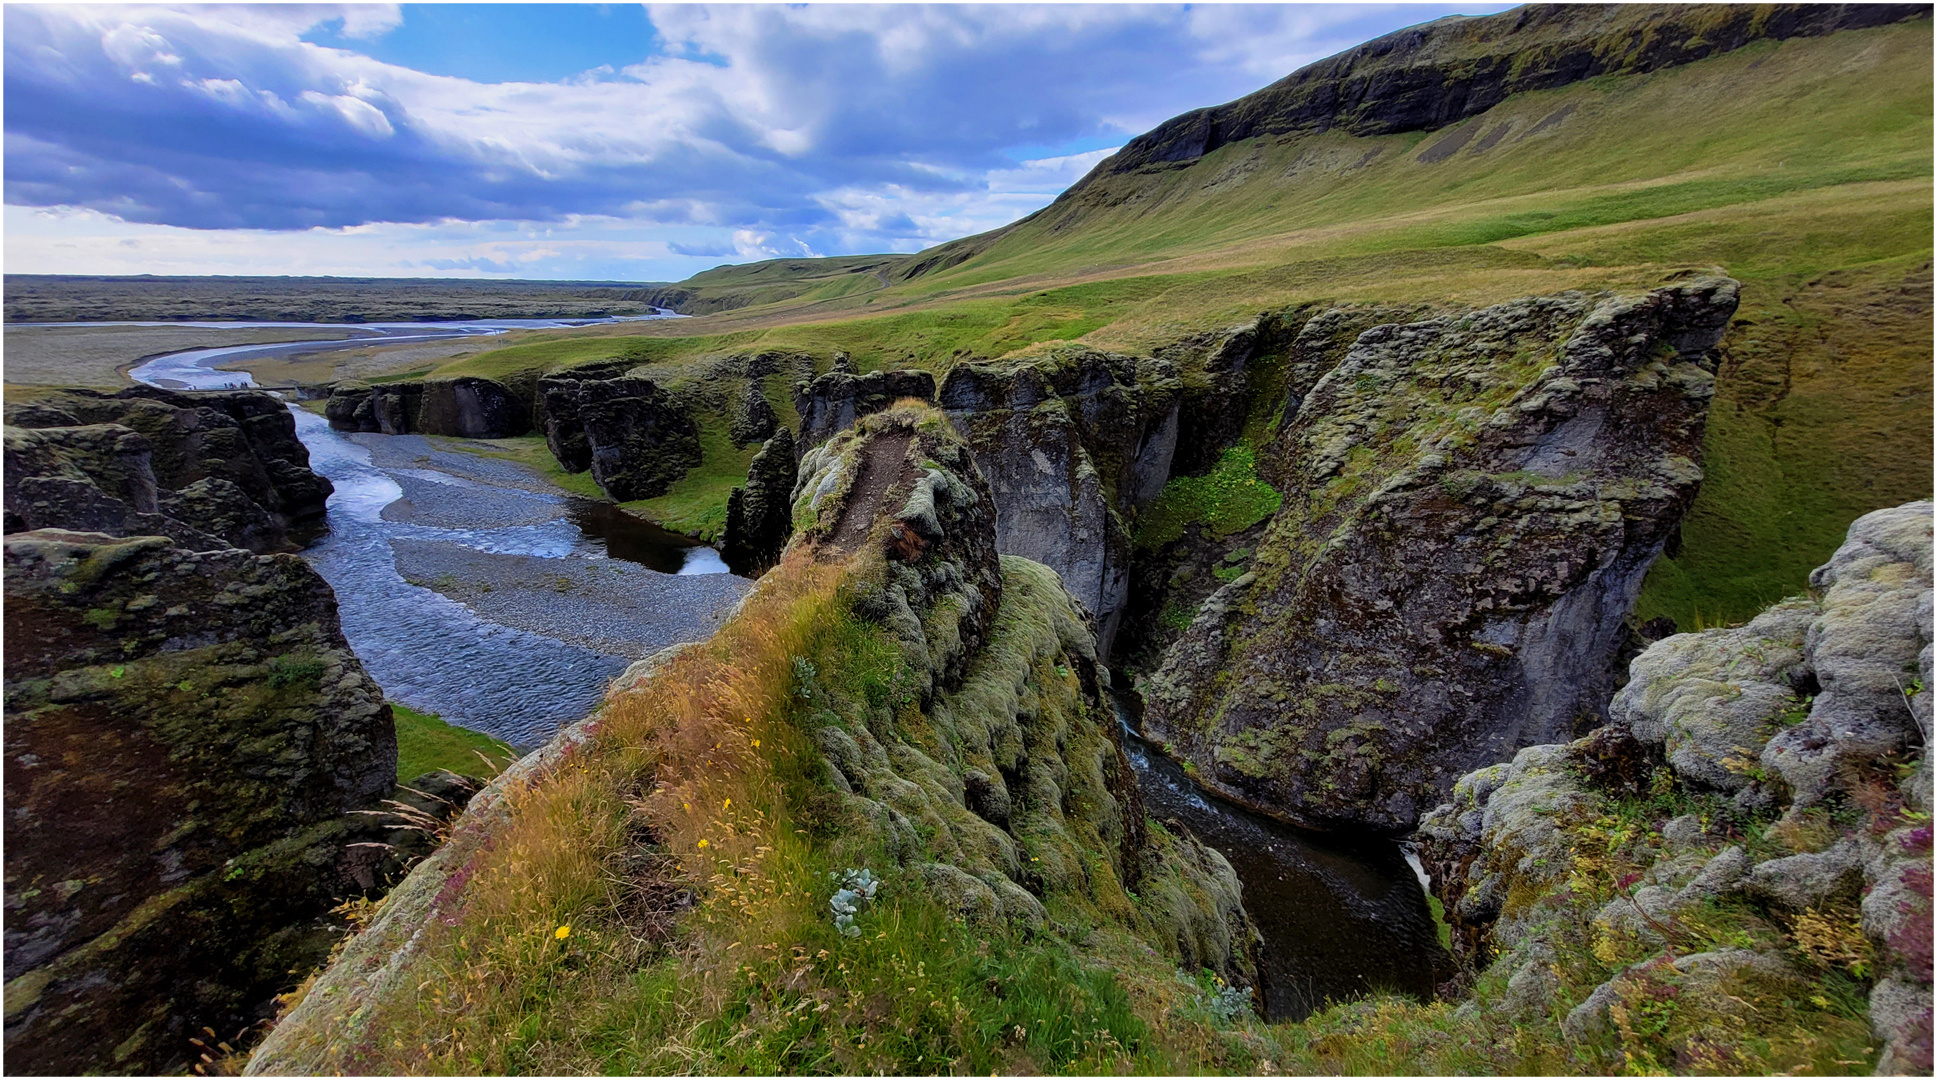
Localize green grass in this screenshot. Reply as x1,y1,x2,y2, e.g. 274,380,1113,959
1135,447,1284,550
418,18,1929,625
392,704,516,783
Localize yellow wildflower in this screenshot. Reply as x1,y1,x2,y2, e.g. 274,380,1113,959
554,925,571,940
697,838,710,849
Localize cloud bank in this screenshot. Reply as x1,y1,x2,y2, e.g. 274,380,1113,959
5,3,1510,279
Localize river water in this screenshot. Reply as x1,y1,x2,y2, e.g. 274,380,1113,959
1112,694,1445,1020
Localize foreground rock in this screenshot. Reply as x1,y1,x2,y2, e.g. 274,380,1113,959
792,367,936,452
2,529,417,1075
1141,278,1739,830
5,387,333,553
1419,500,1932,1075
250,403,1256,1073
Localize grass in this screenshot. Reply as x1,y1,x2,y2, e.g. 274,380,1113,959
392,704,517,784
399,19,1927,627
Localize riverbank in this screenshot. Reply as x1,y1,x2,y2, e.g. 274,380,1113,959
290,408,749,748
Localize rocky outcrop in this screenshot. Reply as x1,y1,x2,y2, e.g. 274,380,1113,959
324,377,528,439
253,405,1257,1074
2,529,410,1075
938,347,1187,652
537,366,702,501
719,428,797,576
1141,277,1740,831
1418,501,1932,1075
730,382,779,446
792,367,936,452
4,387,333,554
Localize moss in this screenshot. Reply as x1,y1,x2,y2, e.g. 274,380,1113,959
1135,447,1284,550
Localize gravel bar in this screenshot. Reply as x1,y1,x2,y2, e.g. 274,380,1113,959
391,537,749,659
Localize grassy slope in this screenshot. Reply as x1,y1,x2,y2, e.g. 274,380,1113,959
392,704,516,783
428,19,1929,625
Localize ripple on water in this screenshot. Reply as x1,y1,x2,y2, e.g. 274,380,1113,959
289,407,739,749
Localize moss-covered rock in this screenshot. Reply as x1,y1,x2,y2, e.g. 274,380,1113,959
2,529,410,1075
537,366,703,500
1142,277,1739,831
1418,501,1932,1075
792,367,936,452
5,387,333,554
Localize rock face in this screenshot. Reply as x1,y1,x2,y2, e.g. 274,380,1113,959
538,366,703,500
1141,278,1740,831
938,347,1186,652
2,529,403,1075
324,376,529,439
4,387,333,554
730,381,779,446
792,368,936,452
719,428,797,576
1419,501,1932,1075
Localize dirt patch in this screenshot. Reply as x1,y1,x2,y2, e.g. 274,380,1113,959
826,433,914,555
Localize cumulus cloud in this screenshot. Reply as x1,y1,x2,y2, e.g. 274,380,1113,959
4,3,1511,274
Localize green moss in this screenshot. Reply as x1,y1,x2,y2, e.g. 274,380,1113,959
1136,447,1284,550
632,410,757,541
392,704,515,783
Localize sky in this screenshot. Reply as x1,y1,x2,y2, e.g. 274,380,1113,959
4,2,1517,283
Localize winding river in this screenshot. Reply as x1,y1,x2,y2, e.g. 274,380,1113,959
126,317,747,748
124,318,1444,1018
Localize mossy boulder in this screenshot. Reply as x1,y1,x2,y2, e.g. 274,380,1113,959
2,529,408,1075
720,428,797,576
792,367,936,452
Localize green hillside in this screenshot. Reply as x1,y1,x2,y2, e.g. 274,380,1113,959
433,11,1931,630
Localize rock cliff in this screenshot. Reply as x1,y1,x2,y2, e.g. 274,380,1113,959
719,428,798,576
2,529,410,1075
792,367,936,452
5,387,333,554
1418,501,1931,1074
537,366,702,500
1141,277,1739,831
324,376,529,439
938,348,1181,652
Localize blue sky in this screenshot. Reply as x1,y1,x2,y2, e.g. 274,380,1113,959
5,3,1516,282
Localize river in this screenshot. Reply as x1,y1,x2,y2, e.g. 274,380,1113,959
127,317,749,748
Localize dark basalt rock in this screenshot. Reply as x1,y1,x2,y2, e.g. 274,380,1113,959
325,376,528,439
730,382,780,447
938,347,1185,654
1141,277,1741,832
792,368,937,452
720,428,798,576
538,366,702,501
1078,3,1924,183
4,387,332,553
1,528,416,1076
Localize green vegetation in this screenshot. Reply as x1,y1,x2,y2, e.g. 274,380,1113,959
1136,447,1284,550
392,704,516,783
632,411,758,541
405,19,1927,621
